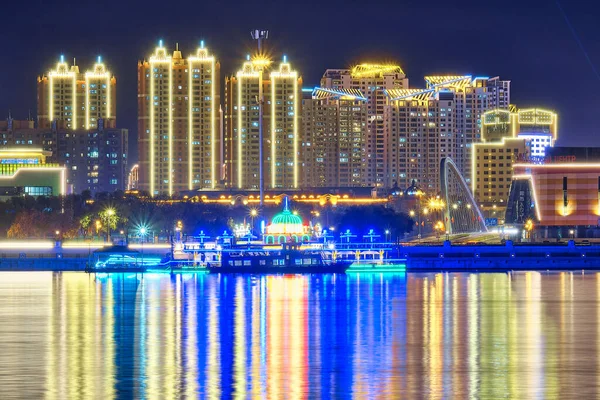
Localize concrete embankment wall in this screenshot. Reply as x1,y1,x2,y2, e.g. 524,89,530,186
402,240,600,271
0,244,169,271
0,258,87,271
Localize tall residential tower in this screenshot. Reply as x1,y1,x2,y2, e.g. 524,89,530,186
320,64,408,187
224,55,301,190
37,56,116,130
138,41,220,196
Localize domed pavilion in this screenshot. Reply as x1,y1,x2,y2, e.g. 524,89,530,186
265,198,310,244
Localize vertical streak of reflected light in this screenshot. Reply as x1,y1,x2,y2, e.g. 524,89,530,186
352,273,366,396
185,275,198,397
289,276,307,399
451,276,461,397
429,274,443,399
467,274,479,398
146,277,160,400
137,276,147,399
207,278,221,398
267,276,281,398
250,277,263,397
173,275,182,397
597,274,600,396
260,277,267,391
104,276,115,399
422,276,429,394
234,277,247,398
524,272,543,398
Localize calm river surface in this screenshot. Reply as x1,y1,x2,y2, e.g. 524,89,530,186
0,271,599,398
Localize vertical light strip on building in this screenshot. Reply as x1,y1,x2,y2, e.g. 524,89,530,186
85,74,89,129
271,74,276,188
293,74,298,188
149,60,155,195
49,75,53,124
270,60,298,188
237,73,243,189
47,57,76,129
149,41,172,196
84,57,111,129
188,42,216,190
211,52,216,189
168,58,173,196
72,70,77,130
236,61,259,189
188,59,194,190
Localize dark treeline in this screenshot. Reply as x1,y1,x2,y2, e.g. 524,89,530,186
0,191,414,240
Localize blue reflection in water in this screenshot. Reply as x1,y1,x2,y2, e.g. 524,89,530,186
4,271,600,398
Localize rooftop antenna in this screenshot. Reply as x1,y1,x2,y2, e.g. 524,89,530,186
251,29,269,207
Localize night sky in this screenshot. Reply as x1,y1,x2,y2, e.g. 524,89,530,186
1,0,598,164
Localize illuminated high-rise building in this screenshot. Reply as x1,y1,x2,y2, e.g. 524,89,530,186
386,88,456,193
421,75,511,186
84,57,116,130
224,55,301,189
301,88,367,187
320,64,408,187
473,107,558,212
138,41,220,196
37,55,116,130
270,58,301,188
384,75,511,193
1,117,128,194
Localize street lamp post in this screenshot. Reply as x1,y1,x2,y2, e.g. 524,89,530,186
139,227,147,267
106,208,115,244
251,29,268,207
250,208,258,234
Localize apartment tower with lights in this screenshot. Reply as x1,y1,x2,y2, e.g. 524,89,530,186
37,56,116,130
224,55,301,190
137,41,220,196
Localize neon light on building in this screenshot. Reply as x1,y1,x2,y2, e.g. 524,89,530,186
270,59,300,188
148,41,172,196
47,57,78,129
265,198,310,243
84,57,113,129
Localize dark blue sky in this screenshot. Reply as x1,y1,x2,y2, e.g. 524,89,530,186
1,0,598,163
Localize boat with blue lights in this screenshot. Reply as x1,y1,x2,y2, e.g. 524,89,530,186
214,243,352,273
85,245,154,273
169,198,406,274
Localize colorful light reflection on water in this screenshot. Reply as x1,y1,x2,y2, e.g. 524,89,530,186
1,271,600,398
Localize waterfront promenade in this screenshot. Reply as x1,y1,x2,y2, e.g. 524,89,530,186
1,240,600,272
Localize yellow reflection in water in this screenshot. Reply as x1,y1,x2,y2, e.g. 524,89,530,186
44,273,115,399
4,271,600,398
234,277,247,398
206,276,221,398
0,273,52,398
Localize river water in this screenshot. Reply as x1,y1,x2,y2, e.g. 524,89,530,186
0,271,598,398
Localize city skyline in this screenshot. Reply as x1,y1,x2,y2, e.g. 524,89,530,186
1,0,598,166
5,43,552,196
